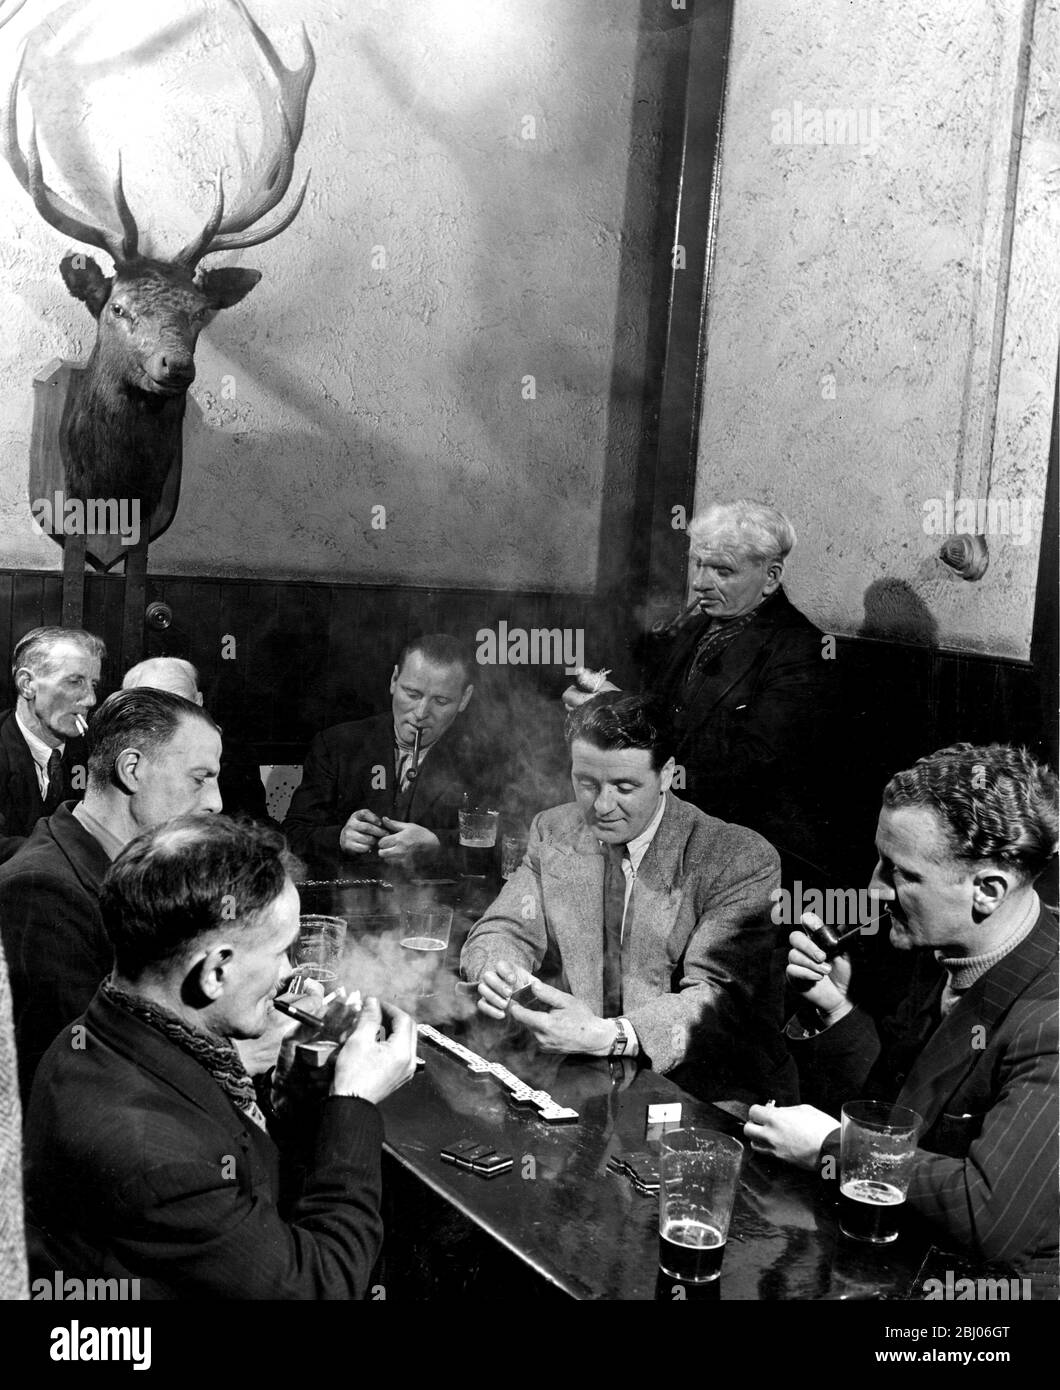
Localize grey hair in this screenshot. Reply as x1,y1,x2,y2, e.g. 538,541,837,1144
12,626,106,684
122,657,201,701
687,500,797,565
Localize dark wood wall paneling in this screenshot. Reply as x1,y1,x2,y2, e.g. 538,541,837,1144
0,573,605,765
0,570,1050,780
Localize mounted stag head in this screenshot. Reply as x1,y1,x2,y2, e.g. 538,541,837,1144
3,0,314,541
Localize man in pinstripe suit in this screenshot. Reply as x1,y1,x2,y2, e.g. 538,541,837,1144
745,743,1058,1291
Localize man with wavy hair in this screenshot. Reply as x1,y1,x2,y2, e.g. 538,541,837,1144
745,743,1058,1290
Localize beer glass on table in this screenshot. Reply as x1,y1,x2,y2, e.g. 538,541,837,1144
658,1129,744,1283
400,907,454,998
292,915,348,988
838,1101,923,1244
458,802,499,877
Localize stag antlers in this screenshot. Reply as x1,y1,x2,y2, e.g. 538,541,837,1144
0,0,28,31
2,0,314,267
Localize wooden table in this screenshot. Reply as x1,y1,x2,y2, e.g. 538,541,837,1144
295,871,933,1302
377,1016,928,1301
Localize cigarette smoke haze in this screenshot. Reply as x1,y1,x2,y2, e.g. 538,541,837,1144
338,925,477,1027
470,666,574,832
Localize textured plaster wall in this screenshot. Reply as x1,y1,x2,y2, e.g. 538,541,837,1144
696,0,1058,658
0,0,659,589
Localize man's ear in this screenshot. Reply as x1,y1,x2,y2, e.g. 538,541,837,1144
762,559,784,595
658,756,676,795
191,943,233,1004
112,747,142,795
60,253,112,318
14,665,35,702
971,868,1012,917
196,267,262,310
458,684,474,714
390,665,400,696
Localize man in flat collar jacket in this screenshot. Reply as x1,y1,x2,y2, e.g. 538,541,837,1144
746,743,1058,1290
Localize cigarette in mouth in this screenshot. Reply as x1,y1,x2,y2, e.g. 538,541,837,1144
73,713,88,736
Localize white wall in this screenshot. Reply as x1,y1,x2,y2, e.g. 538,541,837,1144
695,0,1058,658
0,0,662,589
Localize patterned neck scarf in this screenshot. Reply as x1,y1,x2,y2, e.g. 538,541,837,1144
680,590,779,702
103,979,268,1132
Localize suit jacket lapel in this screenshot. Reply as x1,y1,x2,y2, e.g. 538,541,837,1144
624,797,683,977
2,715,44,830
90,989,265,1141
542,824,604,1013
676,594,788,729
899,907,1057,1128
48,805,111,896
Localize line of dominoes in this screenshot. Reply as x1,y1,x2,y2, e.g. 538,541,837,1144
417,1024,579,1122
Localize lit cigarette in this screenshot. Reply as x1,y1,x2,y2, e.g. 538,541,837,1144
321,990,338,1008
73,713,88,736
654,597,703,635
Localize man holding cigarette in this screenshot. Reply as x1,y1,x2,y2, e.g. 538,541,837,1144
461,694,795,1103
0,626,104,864
23,814,418,1299
563,501,840,875
0,687,222,1098
284,633,480,876
744,744,1058,1286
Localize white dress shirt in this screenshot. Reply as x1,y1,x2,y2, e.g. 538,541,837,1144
14,707,63,800
597,793,668,1053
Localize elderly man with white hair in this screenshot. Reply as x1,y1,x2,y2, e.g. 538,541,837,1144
568,500,838,872
123,656,272,824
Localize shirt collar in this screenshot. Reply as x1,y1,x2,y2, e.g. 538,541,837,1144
609,792,667,873
14,705,63,772
72,802,128,862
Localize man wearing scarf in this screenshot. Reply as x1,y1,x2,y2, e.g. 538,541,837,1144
23,814,417,1299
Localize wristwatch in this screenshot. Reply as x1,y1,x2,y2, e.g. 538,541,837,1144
609,1019,629,1057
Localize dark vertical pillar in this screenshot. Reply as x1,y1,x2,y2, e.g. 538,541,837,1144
626,0,734,617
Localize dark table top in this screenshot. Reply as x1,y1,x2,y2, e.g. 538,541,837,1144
295,871,929,1302
379,1015,927,1301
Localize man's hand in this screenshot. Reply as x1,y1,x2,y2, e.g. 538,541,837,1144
476,960,534,1018
744,1103,840,1171
508,978,615,1056
787,913,854,1019
378,818,440,862
561,679,621,711
235,1002,302,1077
331,997,418,1104
340,808,386,855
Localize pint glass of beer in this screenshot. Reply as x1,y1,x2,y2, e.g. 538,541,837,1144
458,803,499,876
400,906,454,998
658,1129,744,1283
838,1101,923,1244
293,915,348,986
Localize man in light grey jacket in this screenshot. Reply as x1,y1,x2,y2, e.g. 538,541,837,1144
461,694,795,1103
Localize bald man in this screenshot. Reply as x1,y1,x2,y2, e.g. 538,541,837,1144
122,658,271,824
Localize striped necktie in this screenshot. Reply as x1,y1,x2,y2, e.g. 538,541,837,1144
602,844,626,1017
43,749,64,812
